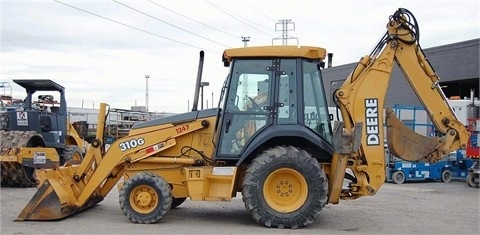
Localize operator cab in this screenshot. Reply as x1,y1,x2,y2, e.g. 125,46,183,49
6,79,68,147
216,46,333,163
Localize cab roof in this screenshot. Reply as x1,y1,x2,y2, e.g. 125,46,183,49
222,45,326,66
13,79,64,92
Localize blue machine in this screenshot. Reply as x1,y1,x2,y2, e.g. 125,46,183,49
386,150,473,184
445,150,474,178
385,105,474,184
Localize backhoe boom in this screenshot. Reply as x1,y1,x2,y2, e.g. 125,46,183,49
330,8,469,202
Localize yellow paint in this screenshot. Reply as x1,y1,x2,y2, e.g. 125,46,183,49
263,168,308,213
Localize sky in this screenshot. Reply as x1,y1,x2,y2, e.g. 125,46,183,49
1,0,479,114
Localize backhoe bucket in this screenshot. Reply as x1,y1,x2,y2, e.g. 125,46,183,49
15,167,103,221
385,107,442,162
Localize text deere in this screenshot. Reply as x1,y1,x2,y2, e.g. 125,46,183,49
365,98,379,145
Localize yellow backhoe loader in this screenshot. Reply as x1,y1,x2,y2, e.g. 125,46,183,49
15,8,468,228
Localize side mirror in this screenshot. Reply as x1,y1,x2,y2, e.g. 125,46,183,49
318,62,325,69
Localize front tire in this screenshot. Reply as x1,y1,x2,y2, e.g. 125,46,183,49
392,171,405,184
61,145,83,166
242,146,328,229
119,172,172,223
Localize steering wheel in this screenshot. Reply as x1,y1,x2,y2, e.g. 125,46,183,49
247,97,263,112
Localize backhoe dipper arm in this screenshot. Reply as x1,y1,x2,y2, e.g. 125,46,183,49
329,8,469,202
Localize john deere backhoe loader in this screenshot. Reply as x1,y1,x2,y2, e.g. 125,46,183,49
15,8,468,229
0,79,85,187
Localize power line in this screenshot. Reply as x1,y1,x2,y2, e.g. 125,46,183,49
222,2,275,32
54,0,221,54
242,2,277,23
147,0,239,40
114,0,231,48
205,0,275,38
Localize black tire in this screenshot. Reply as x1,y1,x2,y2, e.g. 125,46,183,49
466,173,479,187
61,145,83,166
441,170,452,183
392,171,405,184
119,172,172,223
242,146,328,229
23,166,36,186
171,197,187,209
0,163,36,187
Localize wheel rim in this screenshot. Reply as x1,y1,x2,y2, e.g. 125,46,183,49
129,185,158,214
263,168,308,213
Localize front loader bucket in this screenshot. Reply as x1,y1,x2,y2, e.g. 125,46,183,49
15,167,103,221
385,107,443,162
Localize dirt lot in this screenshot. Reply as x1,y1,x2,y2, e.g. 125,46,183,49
1,179,479,235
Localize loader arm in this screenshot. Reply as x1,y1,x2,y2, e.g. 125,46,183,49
17,103,210,221
329,8,469,203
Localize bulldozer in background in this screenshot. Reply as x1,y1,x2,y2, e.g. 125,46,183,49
0,79,85,187
16,8,469,228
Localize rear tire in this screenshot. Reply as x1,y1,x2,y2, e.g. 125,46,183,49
441,170,452,183
119,172,172,223
61,145,83,166
242,146,328,229
392,171,405,184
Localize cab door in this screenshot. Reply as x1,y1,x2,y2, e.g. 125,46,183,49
217,59,274,157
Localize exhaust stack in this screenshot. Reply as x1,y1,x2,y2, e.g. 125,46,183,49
327,53,333,68
191,51,205,111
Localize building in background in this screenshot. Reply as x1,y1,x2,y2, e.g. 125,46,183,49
322,39,479,107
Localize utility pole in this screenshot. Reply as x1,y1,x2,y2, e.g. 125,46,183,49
200,82,209,110
272,19,298,46
145,75,150,112
241,36,250,47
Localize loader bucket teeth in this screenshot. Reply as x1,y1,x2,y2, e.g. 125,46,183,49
15,169,103,221
15,181,67,221
386,107,442,162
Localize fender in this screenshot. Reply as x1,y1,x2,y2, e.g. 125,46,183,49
236,124,333,166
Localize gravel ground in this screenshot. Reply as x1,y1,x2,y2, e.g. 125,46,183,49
1,179,479,235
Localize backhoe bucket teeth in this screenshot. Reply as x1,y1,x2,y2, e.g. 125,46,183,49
15,168,103,221
386,107,442,162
